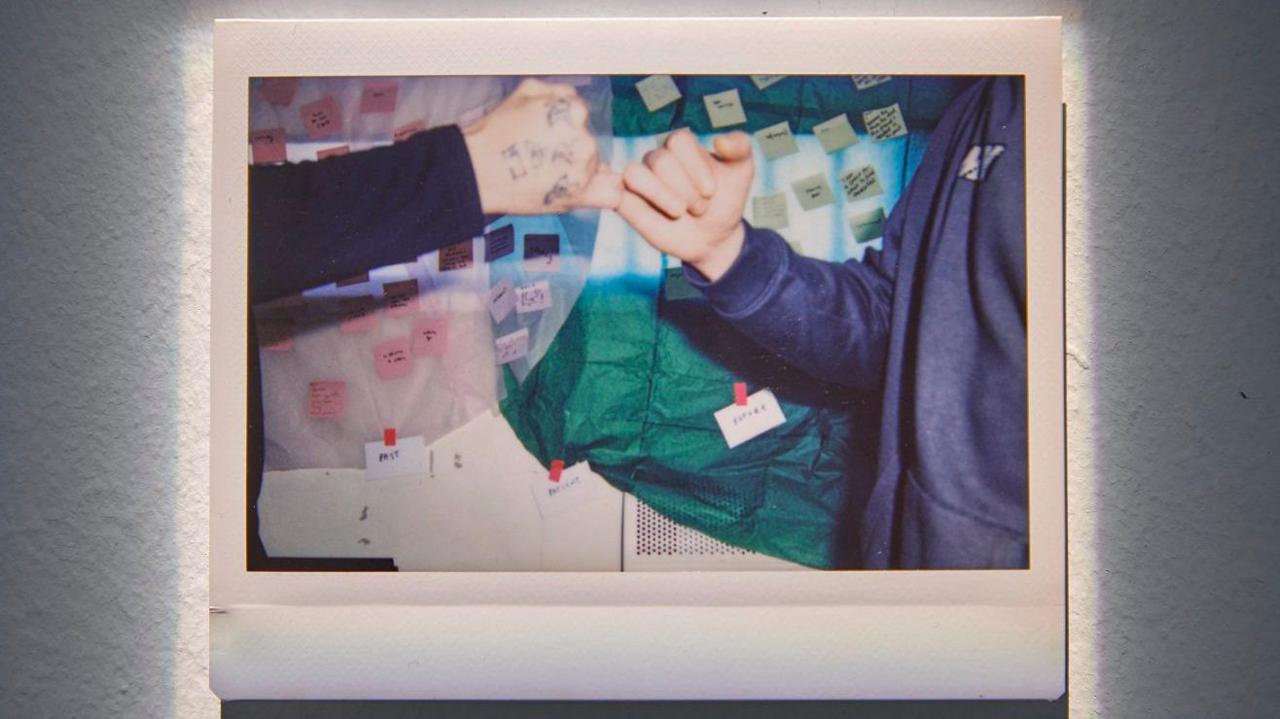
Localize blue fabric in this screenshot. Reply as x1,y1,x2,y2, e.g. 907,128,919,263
686,78,1028,568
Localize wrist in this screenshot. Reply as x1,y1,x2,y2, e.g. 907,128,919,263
461,125,504,215
689,221,746,283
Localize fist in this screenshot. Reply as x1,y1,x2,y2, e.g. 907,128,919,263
462,78,621,215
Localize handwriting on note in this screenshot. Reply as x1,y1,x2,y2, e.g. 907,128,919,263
373,336,414,381
393,120,426,143
840,165,884,201
703,89,747,128
438,240,474,272
713,388,787,449
523,233,560,273
863,103,907,141
489,278,516,324
300,96,343,140
360,80,399,114
849,206,887,243
364,434,426,481
339,297,379,334
813,113,859,154
752,192,789,230
260,77,298,106
382,278,419,318
485,224,515,262
750,75,786,90
249,128,287,165
495,327,530,365
530,461,597,518
754,121,799,160
851,75,892,91
635,74,682,112
791,173,835,211
412,317,448,356
516,280,552,314
308,381,346,418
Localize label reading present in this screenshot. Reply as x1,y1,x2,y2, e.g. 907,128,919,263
438,240,474,272
635,75,682,112
791,173,836,211
412,317,448,356
523,234,560,273
754,121,799,160
840,165,884,201
382,279,419,317
750,75,787,90
489,278,516,324
751,192,789,230
364,435,426,481
484,224,515,262
372,336,414,381
529,461,597,518
813,113,859,154
851,75,892,90
862,103,908,141
300,96,343,140
495,327,530,365
703,89,747,128
713,388,787,449
308,381,346,418
516,280,552,314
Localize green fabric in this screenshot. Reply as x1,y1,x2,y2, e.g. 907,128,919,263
500,276,877,569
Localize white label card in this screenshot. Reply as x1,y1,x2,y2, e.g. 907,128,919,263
489,278,515,323
636,74,682,112
495,327,530,365
529,461,597,518
713,388,788,449
703,89,747,128
516,280,552,314
851,75,892,90
364,435,426,481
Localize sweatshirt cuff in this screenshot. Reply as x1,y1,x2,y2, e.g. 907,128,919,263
683,221,791,318
426,124,486,239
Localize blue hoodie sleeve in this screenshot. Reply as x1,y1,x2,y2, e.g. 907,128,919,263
248,125,486,303
683,219,899,392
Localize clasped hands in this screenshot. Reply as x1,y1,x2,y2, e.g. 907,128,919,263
464,78,753,282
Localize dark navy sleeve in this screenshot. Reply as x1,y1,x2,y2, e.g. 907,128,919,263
683,219,899,393
248,125,486,303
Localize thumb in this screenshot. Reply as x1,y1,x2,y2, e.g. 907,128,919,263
571,168,624,210
712,131,752,163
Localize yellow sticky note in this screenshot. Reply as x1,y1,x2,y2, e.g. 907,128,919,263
863,103,908,141
813,113,859,153
752,192,789,230
754,121,799,160
839,165,884,201
636,75,682,112
704,89,747,128
791,173,836,211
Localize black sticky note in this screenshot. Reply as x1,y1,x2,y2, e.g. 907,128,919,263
485,224,515,262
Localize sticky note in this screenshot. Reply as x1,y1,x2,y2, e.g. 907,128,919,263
495,327,530,365
754,121,799,160
307,381,346,418
382,279,419,318
849,206,887,243
703,89,747,128
258,317,294,351
360,80,398,114
516,280,552,314
393,120,426,143
249,128,286,165
635,75,682,112
300,96,343,140
714,388,787,449
412,317,448,356
260,77,298,106
316,145,350,160
663,267,702,302
863,103,908,141
530,461,596,518
840,165,884,201
372,336,413,381
750,75,786,90
791,173,836,211
524,234,560,273
958,144,1006,182
851,75,892,90
484,224,515,262
489,278,516,323
339,297,378,334
813,113,859,154
751,192,789,230
364,434,426,481
438,240,474,272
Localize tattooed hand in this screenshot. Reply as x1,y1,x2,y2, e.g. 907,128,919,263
462,78,622,215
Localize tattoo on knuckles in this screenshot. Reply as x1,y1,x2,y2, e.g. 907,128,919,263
501,144,527,180
543,173,580,206
546,98,573,128
522,140,546,170
551,142,574,166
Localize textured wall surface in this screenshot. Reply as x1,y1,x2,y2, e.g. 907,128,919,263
1,1,1277,718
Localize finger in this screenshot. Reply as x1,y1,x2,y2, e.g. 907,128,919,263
712,131,753,163
622,162,687,219
617,190,678,245
572,168,624,210
645,149,709,217
664,129,717,198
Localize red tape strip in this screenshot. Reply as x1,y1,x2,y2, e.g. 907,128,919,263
549,459,565,482
383,428,396,447
734,382,748,406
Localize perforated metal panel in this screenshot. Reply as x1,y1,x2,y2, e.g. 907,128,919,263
634,500,753,557
622,496,809,571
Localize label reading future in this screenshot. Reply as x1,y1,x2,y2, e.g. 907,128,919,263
713,388,788,449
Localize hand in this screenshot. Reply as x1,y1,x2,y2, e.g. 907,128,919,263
616,129,754,282
462,78,622,215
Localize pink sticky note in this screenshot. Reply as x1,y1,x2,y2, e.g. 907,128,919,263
339,297,379,334
316,145,350,160
373,337,414,381
393,120,426,143
360,81,399,114
308,381,346,418
250,128,287,165
382,279,420,318
412,318,449,357
260,77,298,106
300,96,343,140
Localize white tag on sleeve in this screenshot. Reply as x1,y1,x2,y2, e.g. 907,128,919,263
364,435,426,481
713,389,788,449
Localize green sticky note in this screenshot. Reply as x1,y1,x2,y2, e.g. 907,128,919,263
750,75,786,90
839,165,884,201
663,267,703,301
636,74,682,112
754,121,799,160
791,173,835,211
752,192,789,230
849,206,886,243
813,113,859,154
863,103,908,141
704,89,747,128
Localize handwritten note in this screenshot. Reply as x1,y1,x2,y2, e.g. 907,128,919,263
495,327,530,365
791,173,836,211
635,74,682,112
851,75,892,91
258,317,294,351
488,279,516,324
300,96,343,140
339,297,379,334
308,381,346,418
750,75,787,90
849,206,886,243
751,192,789,230
516,280,552,314
372,336,414,381
438,240,474,272
382,279,419,318
714,388,787,449
260,77,298,106
703,89,747,128
484,224,515,262
813,113,859,154
393,120,426,143
316,145,350,160
249,128,286,165
360,80,398,114
529,461,596,518
663,267,702,302
412,317,448,356
840,165,884,201
862,103,907,141
523,234,560,273
754,121,799,160
364,434,426,481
